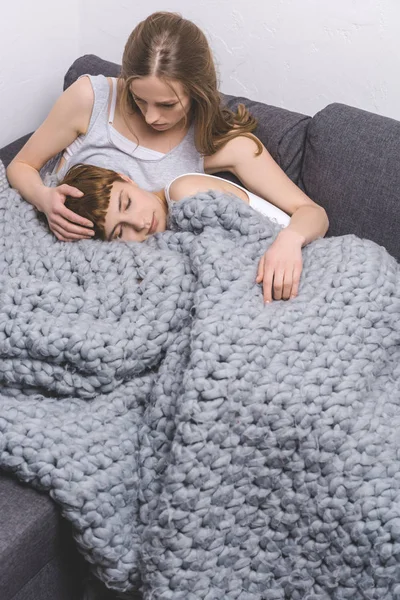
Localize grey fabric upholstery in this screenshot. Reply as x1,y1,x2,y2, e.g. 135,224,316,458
0,475,83,600
223,94,310,185
302,102,400,261
11,555,80,600
0,134,32,169
63,54,121,90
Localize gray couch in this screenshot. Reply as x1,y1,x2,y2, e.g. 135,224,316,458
0,54,399,600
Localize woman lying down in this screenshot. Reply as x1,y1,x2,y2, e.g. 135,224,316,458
54,163,293,302
59,163,290,241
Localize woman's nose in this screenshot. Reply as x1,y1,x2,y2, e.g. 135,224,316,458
124,216,151,241
145,106,161,125
129,217,146,232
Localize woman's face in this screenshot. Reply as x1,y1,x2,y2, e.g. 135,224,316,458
104,177,168,242
130,76,191,132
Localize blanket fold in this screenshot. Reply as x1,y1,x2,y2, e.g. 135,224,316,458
1,186,400,599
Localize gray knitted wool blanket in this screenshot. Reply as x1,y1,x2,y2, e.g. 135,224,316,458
1,185,400,600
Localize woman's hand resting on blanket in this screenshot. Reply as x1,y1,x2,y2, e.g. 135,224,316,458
256,228,304,302
39,184,94,242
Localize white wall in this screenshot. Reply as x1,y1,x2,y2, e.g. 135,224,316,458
2,1,400,148
0,0,80,147
80,0,400,120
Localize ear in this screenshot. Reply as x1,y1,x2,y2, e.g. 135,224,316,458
118,172,135,185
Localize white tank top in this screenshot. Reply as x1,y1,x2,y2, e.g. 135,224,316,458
165,173,291,227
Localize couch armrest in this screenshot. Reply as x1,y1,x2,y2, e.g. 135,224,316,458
302,102,400,261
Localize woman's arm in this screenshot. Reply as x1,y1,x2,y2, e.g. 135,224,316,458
7,77,95,240
204,136,329,302
205,136,328,242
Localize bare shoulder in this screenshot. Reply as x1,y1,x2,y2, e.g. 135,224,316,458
204,134,265,173
63,76,94,117
168,175,210,201
168,174,248,203
41,75,95,140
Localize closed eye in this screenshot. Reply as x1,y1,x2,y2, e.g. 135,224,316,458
124,197,131,211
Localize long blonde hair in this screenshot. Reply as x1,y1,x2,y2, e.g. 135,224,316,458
119,11,262,156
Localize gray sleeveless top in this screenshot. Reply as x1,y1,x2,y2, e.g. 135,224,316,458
50,75,204,190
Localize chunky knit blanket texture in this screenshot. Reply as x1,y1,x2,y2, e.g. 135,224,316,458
1,186,400,599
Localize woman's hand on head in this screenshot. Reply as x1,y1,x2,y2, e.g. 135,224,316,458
256,228,304,303
40,184,95,242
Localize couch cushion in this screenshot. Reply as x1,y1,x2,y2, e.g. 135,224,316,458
223,95,310,184
0,474,82,600
302,102,400,261
63,54,121,91
0,134,33,169
63,55,310,184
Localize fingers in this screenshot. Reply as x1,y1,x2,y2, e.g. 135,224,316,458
53,215,95,237
256,235,303,303
290,265,302,299
58,205,94,229
280,269,294,301
272,269,286,301
57,184,84,198
256,256,265,284
51,223,94,241
52,226,74,242
56,185,94,228
258,261,302,302
52,230,70,242
281,260,302,300
262,265,274,303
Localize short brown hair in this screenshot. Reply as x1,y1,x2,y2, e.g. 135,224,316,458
61,164,125,240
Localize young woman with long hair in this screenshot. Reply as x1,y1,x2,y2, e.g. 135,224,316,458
7,11,328,301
